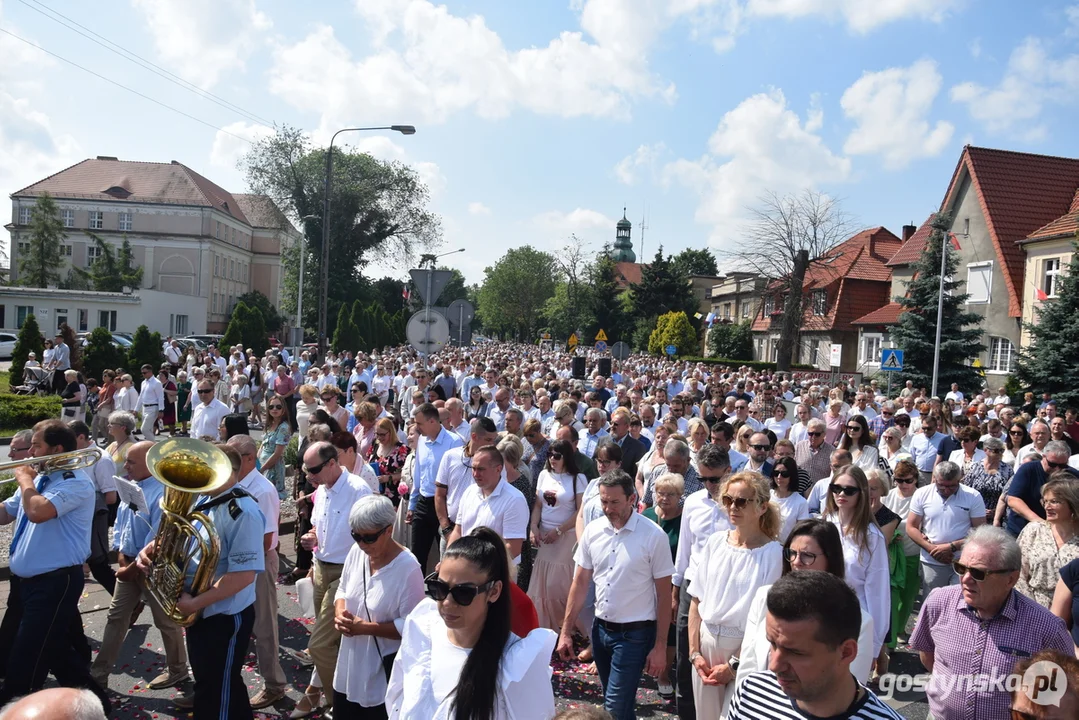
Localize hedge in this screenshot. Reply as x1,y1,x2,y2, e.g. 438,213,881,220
672,356,816,372
0,394,63,431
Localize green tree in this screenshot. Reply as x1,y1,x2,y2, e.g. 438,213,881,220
127,325,164,389
648,311,697,356
374,276,409,315
236,290,287,334
82,327,126,382
707,320,754,359
477,247,556,340
75,235,143,292
629,247,697,321
11,313,44,384
887,213,985,393
589,250,631,343
332,304,364,354
18,193,65,288
672,247,719,278
1016,238,1079,407
543,282,595,340
221,302,270,357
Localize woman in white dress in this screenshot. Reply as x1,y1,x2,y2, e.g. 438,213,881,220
386,527,557,720
836,414,881,474
764,403,792,441
688,471,783,719
823,465,891,663
769,456,809,543
332,495,425,720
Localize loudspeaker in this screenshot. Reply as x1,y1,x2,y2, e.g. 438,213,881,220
572,356,586,379
596,357,612,378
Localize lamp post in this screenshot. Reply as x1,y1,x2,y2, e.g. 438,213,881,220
296,214,318,348
319,125,417,359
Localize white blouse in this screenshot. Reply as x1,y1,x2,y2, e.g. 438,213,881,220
334,546,425,707
688,531,782,631
851,444,880,472
534,470,584,531
386,598,557,720
770,491,810,544
824,513,890,657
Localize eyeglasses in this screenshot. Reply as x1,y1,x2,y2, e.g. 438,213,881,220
424,573,494,606
894,475,917,484
722,495,755,509
1046,460,1069,470
549,452,563,461
702,476,723,484
773,470,791,478
9,446,30,453
352,526,390,545
830,484,860,497
750,444,770,451
1009,430,1025,436
806,431,823,437
882,411,893,417
986,448,1003,454
952,561,1011,582
321,395,336,401
784,548,818,564
268,404,284,410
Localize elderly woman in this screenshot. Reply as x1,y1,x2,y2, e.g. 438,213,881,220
823,398,848,447
963,436,1013,523
687,418,709,469
321,386,349,428
351,401,380,459
59,369,83,421
296,384,321,437
1017,475,1079,608
105,410,137,465
643,471,684,698
949,425,986,473
330,495,425,720
880,426,907,469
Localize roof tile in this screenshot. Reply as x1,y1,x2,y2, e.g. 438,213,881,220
852,302,904,326
886,214,936,266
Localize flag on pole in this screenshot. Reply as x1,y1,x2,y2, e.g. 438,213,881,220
947,232,962,251
705,312,716,327
1036,287,1049,301
402,284,410,301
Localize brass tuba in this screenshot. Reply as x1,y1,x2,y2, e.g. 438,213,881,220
143,438,234,627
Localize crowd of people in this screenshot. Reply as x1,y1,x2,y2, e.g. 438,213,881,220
3,337,1079,720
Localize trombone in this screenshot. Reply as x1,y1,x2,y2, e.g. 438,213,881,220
0,447,103,485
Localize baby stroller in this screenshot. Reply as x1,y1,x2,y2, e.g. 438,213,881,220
13,366,51,396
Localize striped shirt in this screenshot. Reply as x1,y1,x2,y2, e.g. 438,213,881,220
729,671,902,720
794,439,836,484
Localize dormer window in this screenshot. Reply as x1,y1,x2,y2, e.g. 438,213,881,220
104,186,131,199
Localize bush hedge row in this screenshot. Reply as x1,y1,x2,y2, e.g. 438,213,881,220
0,394,63,431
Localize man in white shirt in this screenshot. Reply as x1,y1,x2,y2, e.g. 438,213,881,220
135,364,164,440
991,387,1010,407
189,380,232,441
226,436,287,708
945,383,964,404
164,340,183,370
848,393,878,422
558,471,674,720
731,398,763,433
445,398,471,443
435,418,500,547
578,408,610,459
486,388,513,432
300,441,372,697
446,445,528,567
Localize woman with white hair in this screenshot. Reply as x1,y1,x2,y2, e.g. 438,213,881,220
59,369,83,421
330,495,425,719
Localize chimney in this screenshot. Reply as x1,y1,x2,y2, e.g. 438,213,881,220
96,156,118,161
902,223,917,242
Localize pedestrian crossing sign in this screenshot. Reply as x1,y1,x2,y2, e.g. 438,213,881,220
881,349,904,371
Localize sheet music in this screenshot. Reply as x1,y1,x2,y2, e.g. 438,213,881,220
114,475,149,515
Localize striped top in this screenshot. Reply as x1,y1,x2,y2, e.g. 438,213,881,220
729,671,902,720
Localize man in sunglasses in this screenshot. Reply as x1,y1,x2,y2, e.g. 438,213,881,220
1005,440,1078,536
743,433,774,476
909,525,1072,720
794,419,834,487
190,380,231,442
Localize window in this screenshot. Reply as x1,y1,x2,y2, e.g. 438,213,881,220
988,337,1015,373
214,254,219,276
243,263,248,282
861,335,882,365
119,212,132,231
1044,258,1062,298
966,262,992,304
770,341,779,362
54,309,68,330
60,244,72,257
764,297,775,315
212,293,218,313
87,245,102,264
77,309,88,332
231,227,235,243
98,310,117,331
741,302,749,318
15,306,33,329
173,314,189,335
61,209,74,228
17,242,29,255
229,259,234,280
18,206,31,225
216,221,221,239
812,289,827,315
723,303,731,319
89,211,103,230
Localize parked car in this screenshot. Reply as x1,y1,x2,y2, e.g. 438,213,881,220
183,334,223,347
177,337,208,352
0,332,16,359
75,332,132,349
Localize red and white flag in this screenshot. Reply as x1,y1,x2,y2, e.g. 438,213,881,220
402,284,410,301
1035,287,1049,302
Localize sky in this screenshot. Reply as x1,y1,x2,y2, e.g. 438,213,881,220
3,0,1079,285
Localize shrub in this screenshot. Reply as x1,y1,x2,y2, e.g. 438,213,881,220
221,301,269,357
11,314,44,384
82,327,127,382
648,311,697,356
127,325,164,389
0,394,62,431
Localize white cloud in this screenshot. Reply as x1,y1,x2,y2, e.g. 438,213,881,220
0,92,83,212
209,121,273,170
951,37,1079,139
468,202,492,216
663,89,850,248
132,0,271,89
614,142,667,184
841,59,953,169
744,0,962,33
415,161,446,198
969,38,982,59
533,208,617,248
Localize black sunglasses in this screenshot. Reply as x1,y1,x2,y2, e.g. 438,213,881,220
268,404,284,410
424,573,495,606
1046,460,1069,470
750,444,771,451
830,484,860,497
722,495,754,509
197,389,213,394
846,425,862,432
303,457,335,475
806,431,823,437
549,452,563,461
773,470,791,478
702,476,724,484
352,527,390,545
953,561,1011,582
894,475,917,484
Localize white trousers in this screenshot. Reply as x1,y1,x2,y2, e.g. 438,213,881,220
141,407,158,439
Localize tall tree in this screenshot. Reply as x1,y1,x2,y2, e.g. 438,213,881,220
477,247,556,340
374,276,409,315
887,213,985,393
629,246,697,320
672,247,719,278
551,235,593,337
11,313,44,384
236,290,287,334
707,320,754,360
18,193,65,288
82,327,126,383
75,235,144,292
589,250,630,343
126,326,164,389
1016,238,1079,407
543,281,596,339
729,190,855,371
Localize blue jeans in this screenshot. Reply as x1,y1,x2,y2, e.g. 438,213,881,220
591,621,656,720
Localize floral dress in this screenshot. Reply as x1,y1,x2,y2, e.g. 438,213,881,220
962,461,1013,521
370,442,410,505
259,421,292,499
1017,521,1079,608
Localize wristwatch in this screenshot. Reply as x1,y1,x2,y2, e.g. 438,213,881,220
556,528,564,536
689,651,703,663
728,655,741,672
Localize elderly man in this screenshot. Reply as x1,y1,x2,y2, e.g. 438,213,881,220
503,407,525,437
1006,440,1078,536
0,688,106,720
608,407,646,478
644,439,702,507
794,418,835,486
487,387,513,431
907,460,987,595
190,378,231,441
909,526,1072,720
579,407,610,459
445,398,471,442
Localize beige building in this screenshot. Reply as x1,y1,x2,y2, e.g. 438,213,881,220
6,156,296,335
1020,191,1078,347
709,271,767,324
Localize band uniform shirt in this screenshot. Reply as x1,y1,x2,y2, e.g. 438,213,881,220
114,475,166,557
4,468,95,577
184,491,265,617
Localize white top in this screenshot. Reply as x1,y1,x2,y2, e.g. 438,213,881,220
851,445,880,472
136,375,165,411
770,491,810,543
312,469,373,564
90,453,118,496
1014,442,1041,470
436,447,475,523
788,422,809,446
574,511,675,623
908,484,986,564
191,398,231,441
737,583,875,685
114,385,138,413
882,489,919,557
455,480,529,564
534,470,585,531
824,514,890,656
334,547,425,707
806,477,832,515
673,488,731,587
238,468,281,550
353,464,380,494
948,448,987,469
764,418,791,440
689,531,782,630
386,599,557,720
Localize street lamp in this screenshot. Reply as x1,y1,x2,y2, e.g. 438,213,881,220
294,214,319,348
318,125,417,358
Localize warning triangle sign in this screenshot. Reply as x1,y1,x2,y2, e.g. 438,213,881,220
568,333,579,347
595,329,608,342
882,352,901,369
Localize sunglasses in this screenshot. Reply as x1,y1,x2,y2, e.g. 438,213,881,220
702,476,723,484
268,404,284,410
197,389,213,394
952,561,1011,582
303,458,334,475
830,484,860,497
1046,460,1069,470
784,548,818,564
882,411,893,417
549,452,563,461
846,426,862,432
806,431,823,437
352,527,390,545
894,475,917,484
722,495,755,509
1010,430,1025,436
424,573,494,606
773,470,791,478
750,444,771,451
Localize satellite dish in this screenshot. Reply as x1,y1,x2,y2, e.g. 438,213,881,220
407,310,450,355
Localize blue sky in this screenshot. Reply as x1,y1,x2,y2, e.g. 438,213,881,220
3,0,1079,284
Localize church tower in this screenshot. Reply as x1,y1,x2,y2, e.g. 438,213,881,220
610,208,636,263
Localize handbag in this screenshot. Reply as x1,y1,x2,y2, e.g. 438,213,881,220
362,560,396,682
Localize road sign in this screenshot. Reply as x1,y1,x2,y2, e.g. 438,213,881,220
408,268,454,305
541,332,551,339
610,341,631,361
595,329,608,342
665,344,677,356
406,310,449,354
881,349,904,371
595,340,608,353
568,333,579,348
829,343,842,368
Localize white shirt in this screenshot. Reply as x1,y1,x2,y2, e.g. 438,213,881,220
453,420,471,444
165,345,182,364
136,375,165,412
238,468,281,550
386,598,556,720
90,453,118,507
689,531,782,629
436,447,477,523
764,417,791,440
908,484,986,564
992,394,1011,406
825,514,891,656
334,547,425,707
534,470,585,531
673,488,731,587
312,469,373,564
454,480,529,563
352,464,380,494
1014,442,1042,470
575,511,675,623
114,385,138,413
190,398,231,441
948,448,987,469
850,405,878,422
771,491,810,543
487,405,510,432
788,422,809,445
